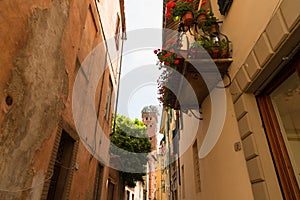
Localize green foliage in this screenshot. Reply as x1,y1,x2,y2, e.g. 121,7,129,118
141,105,160,116
171,1,194,18
110,114,152,187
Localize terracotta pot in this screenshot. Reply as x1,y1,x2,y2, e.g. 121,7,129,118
210,23,219,34
182,11,194,27
196,13,207,24
210,46,220,59
220,49,229,58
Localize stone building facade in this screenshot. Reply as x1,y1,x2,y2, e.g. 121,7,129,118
0,0,126,199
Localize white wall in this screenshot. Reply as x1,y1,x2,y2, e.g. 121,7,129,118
210,0,282,75
179,90,254,199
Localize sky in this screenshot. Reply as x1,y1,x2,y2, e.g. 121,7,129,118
117,0,164,121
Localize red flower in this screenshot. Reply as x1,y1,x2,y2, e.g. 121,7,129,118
166,12,172,18
164,62,170,66
174,60,180,65
154,49,158,54
166,1,176,19
201,0,207,6
166,1,176,8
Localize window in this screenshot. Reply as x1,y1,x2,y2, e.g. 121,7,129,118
93,164,104,200
107,179,115,200
47,131,76,200
257,54,300,199
218,0,233,15
192,140,201,193
181,165,185,198
104,79,113,121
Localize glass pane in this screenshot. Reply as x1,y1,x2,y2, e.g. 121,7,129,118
270,72,300,188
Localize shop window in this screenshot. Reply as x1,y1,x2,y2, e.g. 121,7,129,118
257,54,300,199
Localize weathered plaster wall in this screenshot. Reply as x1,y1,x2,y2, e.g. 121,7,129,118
97,0,123,84
0,0,69,199
0,0,124,199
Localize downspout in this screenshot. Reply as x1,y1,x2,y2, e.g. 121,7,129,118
112,31,127,136
176,110,181,186
167,111,172,200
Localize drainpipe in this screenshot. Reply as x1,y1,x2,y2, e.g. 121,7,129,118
176,110,181,186
167,110,172,200
112,31,127,136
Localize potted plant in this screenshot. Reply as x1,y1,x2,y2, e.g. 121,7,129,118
197,36,212,52
219,38,230,58
189,41,208,59
195,0,209,25
154,48,183,70
206,12,219,33
166,0,195,26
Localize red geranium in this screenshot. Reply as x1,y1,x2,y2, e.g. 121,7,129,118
166,1,177,19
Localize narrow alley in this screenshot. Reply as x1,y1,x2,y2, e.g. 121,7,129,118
0,0,299,200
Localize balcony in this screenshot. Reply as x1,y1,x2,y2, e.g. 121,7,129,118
157,2,233,110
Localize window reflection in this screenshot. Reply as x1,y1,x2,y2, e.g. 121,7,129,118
271,72,300,187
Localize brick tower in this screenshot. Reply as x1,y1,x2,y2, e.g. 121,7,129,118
141,106,158,200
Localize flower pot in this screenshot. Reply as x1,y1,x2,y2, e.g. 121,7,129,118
210,23,219,34
210,46,220,58
196,13,207,25
181,11,194,26
220,49,229,58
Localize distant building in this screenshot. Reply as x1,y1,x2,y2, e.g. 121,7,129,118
142,106,159,200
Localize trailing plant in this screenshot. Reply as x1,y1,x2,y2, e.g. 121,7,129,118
154,37,185,68
166,0,195,20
